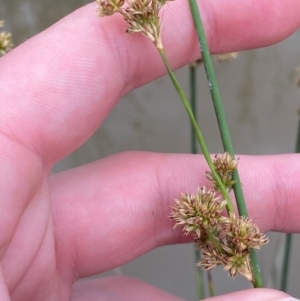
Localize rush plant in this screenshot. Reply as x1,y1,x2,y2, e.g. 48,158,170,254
95,0,268,290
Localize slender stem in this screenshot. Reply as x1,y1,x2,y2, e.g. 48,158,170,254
249,250,262,287
281,233,292,292
186,0,262,287
205,228,222,253
207,271,215,297
190,64,205,300
280,116,300,291
158,48,234,213
187,0,247,216
190,64,198,155
195,250,206,299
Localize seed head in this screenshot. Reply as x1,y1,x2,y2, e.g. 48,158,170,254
96,0,125,16
206,152,238,190
197,243,224,270
0,21,13,56
223,253,252,282
96,0,171,48
216,52,238,62
170,189,269,282
225,213,269,251
169,187,227,238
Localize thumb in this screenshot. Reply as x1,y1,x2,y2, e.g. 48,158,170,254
206,289,298,301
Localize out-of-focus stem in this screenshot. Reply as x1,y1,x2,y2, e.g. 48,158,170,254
207,271,215,297
190,63,205,300
280,114,300,292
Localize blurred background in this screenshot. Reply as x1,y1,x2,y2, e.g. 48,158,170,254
1,0,300,299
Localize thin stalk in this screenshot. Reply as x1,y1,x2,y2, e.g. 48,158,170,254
160,48,227,278
195,250,205,299
190,64,198,155
190,63,205,300
158,48,234,213
187,0,247,216
268,234,285,288
280,116,300,291
281,234,292,292
205,228,222,253
186,0,262,287
207,271,215,297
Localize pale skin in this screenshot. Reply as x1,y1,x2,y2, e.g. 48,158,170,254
0,0,300,300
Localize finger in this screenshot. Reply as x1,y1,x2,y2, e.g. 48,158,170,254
205,289,290,301
1,1,299,165
51,152,300,278
71,277,292,301
71,277,186,301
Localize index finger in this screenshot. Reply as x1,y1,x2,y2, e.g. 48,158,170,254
0,0,299,166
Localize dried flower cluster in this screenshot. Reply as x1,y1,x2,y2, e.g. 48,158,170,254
96,0,172,49
206,152,238,190
0,21,13,56
216,52,238,62
170,153,269,282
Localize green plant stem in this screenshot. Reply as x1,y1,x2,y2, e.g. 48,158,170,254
280,116,300,291
190,64,205,300
281,233,292,292
195,250,205,299
186,0,262,288
205,228,222,253
187,0,247,216
163,50,226,286
207,271,215,297
158,48,234,214
190,64,198,155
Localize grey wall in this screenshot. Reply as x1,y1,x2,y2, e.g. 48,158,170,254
1,0,300,299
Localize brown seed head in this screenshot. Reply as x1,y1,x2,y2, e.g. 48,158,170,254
96,0,170,48
169,187,227,238
96,0,125,16
206,152,238,190
216,52,238,62
223,253,252,282
0,21,13,56
226,214,269,251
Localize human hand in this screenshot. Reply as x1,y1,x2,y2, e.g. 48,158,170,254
0,1,300,300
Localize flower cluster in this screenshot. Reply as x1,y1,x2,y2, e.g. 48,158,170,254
96,0,172,48
0,21,13,56
216,52,238,62
171,188,227,238
206,152,238,191
170,153,269,282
